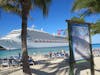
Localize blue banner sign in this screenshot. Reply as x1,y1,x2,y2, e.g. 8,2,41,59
71,23,91,61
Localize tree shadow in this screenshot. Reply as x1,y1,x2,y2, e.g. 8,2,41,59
31,58,92,75
74,62,91,75
31,58,69,75
31,56,93,75
95,69,100,72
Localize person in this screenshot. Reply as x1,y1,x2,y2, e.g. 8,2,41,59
49,52,52,58
18,53,21,58
9,59,12,66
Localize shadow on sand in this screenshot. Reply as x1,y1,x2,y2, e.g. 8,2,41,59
31,59,91,75
31,59,69,75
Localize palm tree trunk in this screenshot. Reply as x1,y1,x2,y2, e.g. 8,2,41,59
21,1,32,75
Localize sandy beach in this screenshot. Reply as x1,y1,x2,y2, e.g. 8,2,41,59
0,55,100,75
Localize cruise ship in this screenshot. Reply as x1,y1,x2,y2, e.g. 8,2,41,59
0,28,68,50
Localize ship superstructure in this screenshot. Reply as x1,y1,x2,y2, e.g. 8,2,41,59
0,28,68,50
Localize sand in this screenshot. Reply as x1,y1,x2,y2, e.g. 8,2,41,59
0,55,100,75
80,57,100,75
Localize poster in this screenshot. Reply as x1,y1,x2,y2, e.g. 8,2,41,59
71,23,91,61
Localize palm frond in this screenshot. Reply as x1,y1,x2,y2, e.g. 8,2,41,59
72,0,100,16
72,0,89,11
2,3,21,16
71,16,85,22
33,0,51,16
91,20,100,35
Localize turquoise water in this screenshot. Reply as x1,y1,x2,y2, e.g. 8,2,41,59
0,44,100,58
0,46,68,58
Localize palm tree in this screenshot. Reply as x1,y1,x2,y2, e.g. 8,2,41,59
72,0,100,34
72,0,100,16
0,0,51,75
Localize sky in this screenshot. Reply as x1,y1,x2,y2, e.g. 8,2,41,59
0,0,100,44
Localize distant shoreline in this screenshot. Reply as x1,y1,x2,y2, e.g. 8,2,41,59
92,43,100,45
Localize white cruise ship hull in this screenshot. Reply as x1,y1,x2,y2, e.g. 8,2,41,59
0,28,68,50
0,41,67,50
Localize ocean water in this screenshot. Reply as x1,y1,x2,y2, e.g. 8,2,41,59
0,46,68,58
0,44,100,58
92,44,100,48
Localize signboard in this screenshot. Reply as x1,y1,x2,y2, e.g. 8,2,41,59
67,20,94,75
70,23,91,61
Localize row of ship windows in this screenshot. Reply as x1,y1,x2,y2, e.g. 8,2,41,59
33,40,65,43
